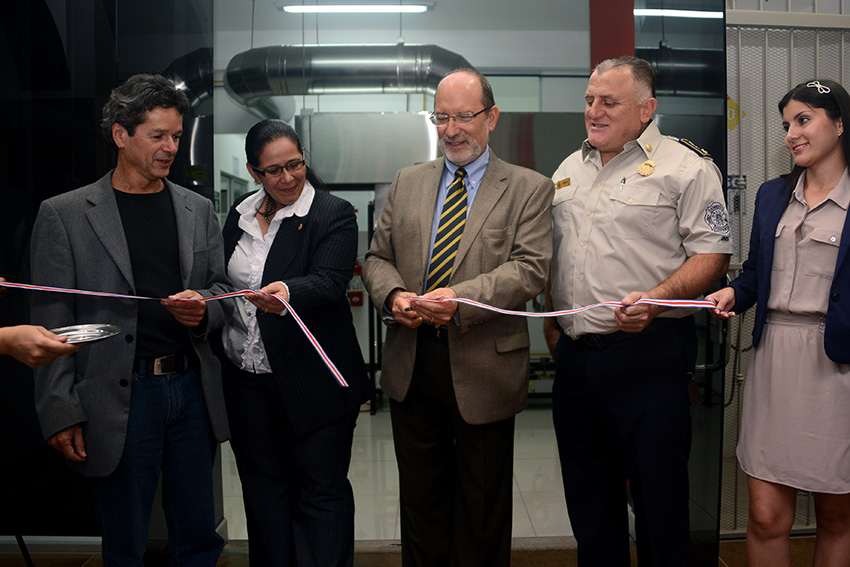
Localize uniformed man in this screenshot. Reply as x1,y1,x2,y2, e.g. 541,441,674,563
544,56,732,566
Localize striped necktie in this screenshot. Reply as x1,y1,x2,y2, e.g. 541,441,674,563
425,167,467,293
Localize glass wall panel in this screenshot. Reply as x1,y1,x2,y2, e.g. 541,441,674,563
0,0,216,548
635,2,727,565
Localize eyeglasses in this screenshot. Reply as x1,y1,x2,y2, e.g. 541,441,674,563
250,159,306,177
430,108,490,126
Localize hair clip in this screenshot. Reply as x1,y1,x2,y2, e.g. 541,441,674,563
806,81,831,94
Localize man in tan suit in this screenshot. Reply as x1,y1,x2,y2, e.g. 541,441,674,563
362,69,554,567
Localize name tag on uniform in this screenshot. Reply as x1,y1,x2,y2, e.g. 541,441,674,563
555,178,571,189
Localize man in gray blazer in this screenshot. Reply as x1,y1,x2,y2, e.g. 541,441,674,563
362,69,554,567
30,74,232,566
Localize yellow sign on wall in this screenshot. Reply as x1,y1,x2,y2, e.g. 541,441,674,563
727,96,745,131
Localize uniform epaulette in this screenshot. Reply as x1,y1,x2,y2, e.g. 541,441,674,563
676,138,711,158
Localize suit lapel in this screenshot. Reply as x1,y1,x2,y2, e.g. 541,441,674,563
263,215,302,283
418,160,445,285
169,182,196,289
454,155,508,270
836,201,850,275
761,184,791,283
85,174,135,289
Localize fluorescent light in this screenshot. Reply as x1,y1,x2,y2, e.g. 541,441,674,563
282,4,429,13
634,8,723,19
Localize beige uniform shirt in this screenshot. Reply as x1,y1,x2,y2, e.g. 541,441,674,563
551,121,733,338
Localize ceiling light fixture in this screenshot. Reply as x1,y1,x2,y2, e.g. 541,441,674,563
634,8,723,19
278,2,432,13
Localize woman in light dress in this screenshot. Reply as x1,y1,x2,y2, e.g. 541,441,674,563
707,79,850,566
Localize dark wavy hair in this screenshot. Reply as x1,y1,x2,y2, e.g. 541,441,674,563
778,79,850,199
101,74,190,145
244,119,327,191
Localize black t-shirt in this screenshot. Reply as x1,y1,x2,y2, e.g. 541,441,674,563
114,188,191,358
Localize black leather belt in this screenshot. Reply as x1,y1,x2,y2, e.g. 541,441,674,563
135,353,197,376
576,331,634,350
575,318,682,351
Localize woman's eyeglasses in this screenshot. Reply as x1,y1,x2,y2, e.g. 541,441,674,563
250,159,306,177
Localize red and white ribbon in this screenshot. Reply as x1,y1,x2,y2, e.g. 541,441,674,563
264,292,348,387
412,296,716,317
0,281,349,387
1,280,718,388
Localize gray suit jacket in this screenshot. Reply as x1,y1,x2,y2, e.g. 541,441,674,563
362,153,554,424
30,171,232,477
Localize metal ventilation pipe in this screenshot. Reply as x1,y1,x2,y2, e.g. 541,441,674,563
224,43,473,114
164,47,214,111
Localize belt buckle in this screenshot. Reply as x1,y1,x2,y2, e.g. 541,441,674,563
153,355,178,376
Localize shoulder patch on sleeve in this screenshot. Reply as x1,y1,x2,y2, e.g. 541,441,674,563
704,201,731,235
677,138,711,158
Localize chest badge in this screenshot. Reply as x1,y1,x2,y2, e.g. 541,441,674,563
637,160,655,177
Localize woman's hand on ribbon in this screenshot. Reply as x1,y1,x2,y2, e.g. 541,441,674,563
162,290,207,327
705,287,737,319
246,281,289,315
411,288,459,326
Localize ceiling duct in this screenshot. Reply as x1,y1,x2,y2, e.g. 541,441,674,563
164,47,214,111
224,43,473,115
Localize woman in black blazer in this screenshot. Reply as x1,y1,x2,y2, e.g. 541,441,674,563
220,119,372,567
708,80,850,566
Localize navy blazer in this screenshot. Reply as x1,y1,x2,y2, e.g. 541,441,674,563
222,189,372,436
729,176,850,363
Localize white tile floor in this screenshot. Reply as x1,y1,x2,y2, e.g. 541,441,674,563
221,402,573,541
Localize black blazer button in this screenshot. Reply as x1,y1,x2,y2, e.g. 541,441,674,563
125,334,134,343
832,293,841,302
119,379,129,387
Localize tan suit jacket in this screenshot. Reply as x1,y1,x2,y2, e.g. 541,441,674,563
362,152,554,425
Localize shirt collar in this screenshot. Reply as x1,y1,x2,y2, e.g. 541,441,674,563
445,146,490,180
237,181,316,221
581,120,661,162
631,121,662,159
793,169,850,211
831,168,850,210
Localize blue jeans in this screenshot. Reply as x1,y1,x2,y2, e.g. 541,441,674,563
91,365,223,567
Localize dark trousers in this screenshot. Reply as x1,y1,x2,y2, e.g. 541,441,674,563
222,360,357,567
389,327,515,567
552,317,695,567
92,366,222,567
